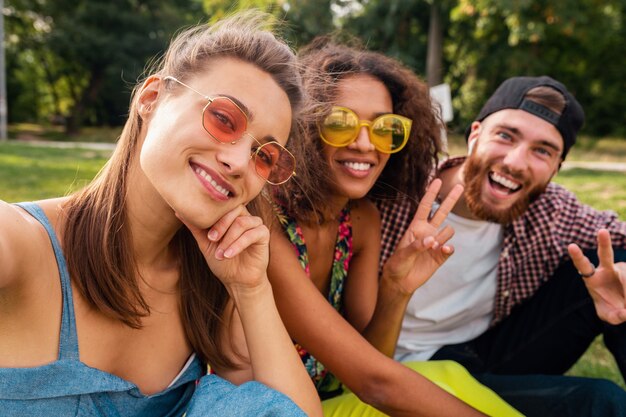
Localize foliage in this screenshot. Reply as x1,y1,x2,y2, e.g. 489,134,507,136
4,0,626,138
446,0,626,136
4,0,205,134
339,0,433,73
202,0,336,48
203,0,284,21
280,0,335,48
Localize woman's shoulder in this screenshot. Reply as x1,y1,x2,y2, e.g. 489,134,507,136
0,198,54,240
348,198,381,253
7,197,69,235
0,197,68,289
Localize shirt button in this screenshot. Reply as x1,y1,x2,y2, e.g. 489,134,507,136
502,290,510,298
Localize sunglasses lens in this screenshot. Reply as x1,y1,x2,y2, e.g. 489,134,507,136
202,98,248,143
370,115,410,153
254,142,295,184
320,108,359,146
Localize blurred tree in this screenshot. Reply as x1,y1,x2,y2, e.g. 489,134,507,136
202,0,335,48
339,0,432,73
308,0,626,138
426,0,444,86
447,0,626,136
6,0,204,135
203,0,283,21
4,0,55,123
5,0,625,137
280,0,335,47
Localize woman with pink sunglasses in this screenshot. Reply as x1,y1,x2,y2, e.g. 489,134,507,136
0,12,321,417
262,38,523,416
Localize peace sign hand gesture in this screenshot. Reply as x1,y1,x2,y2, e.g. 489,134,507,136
568,229,626,325
382,179,464,295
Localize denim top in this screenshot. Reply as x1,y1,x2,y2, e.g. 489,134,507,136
0,202,205,417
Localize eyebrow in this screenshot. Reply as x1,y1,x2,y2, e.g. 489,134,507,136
166,77,282,144
210,94,282,145
200,91,275,143
219,93,255,122
165,77,256,123
492,123,562,152
254,134,281,146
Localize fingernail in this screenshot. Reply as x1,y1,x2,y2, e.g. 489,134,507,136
223,248,234,258
215,248,224,259
208,230,218,241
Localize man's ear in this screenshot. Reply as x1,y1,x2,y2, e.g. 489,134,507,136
554,158,564,177
467,121,482,155
137,76,162,117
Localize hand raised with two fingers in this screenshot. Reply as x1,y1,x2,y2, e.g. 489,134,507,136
568,228,626,325
383,178,464,295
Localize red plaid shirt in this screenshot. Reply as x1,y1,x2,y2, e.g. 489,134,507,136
377,156,626,324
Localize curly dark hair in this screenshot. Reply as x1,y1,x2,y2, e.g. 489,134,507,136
273,36,445,224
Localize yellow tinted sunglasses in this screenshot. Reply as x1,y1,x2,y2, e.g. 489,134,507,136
318,106,412,154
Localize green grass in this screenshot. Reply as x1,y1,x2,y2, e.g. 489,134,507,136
567,337,625,389
8,123,122,143
0,141,111,202
1,131,625,389
553,169,626,388
554,169,626,218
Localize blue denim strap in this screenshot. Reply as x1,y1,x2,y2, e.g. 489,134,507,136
16,202,79,361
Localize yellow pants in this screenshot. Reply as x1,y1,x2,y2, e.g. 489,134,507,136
322,361,524,417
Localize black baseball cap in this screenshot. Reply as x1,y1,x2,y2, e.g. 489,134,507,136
466,76,585,159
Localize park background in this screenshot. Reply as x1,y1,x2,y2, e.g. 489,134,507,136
3,0,625,138
2,0,625,389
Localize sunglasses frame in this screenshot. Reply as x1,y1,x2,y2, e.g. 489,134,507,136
163,76,296,185
318,106,412,154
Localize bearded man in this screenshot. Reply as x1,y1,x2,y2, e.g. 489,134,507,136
377,76,626,417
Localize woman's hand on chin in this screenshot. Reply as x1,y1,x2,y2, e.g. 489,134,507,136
177,205,271,293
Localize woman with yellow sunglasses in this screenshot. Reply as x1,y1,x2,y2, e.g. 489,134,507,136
264,37,524,416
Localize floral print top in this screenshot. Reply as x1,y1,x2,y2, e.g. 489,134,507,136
275,204,353,399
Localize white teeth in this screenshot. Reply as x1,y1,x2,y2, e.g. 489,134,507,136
490,172,521,191
343,161,372,171
194,167,230,197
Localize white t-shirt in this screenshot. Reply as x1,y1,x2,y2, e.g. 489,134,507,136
394,209,503,362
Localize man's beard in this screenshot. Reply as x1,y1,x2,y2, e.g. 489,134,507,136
462,154,548,224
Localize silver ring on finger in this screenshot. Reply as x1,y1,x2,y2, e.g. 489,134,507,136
578,264,596,278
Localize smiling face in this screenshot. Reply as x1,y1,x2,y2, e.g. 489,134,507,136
138,57,292,228
462,109,563,223
322,74,393,201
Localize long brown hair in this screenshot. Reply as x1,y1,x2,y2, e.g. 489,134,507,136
62,11,304,369
274,36,444,224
